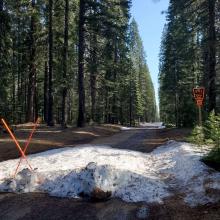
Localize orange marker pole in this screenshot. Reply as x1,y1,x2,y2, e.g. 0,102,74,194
14,118,40,176
1,119,33,171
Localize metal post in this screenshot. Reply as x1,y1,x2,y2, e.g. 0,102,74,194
193,87,205,127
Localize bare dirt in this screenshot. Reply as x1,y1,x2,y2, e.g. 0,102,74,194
0,124,121,162
0,126,220,220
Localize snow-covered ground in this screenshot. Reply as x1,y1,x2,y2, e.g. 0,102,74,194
121,122,165,130
139,122,165,129
0,141,220,207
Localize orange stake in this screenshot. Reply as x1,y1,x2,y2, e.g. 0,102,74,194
1,119,34,175
13,118,40,177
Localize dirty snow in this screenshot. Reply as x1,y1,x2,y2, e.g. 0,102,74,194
120,126,133,131
121,122,165,130
139,122,165,129
0,141,220,207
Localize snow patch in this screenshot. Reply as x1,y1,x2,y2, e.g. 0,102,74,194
120,127,132,131
0,141,220,206
121,122,165,130
140,122,165,129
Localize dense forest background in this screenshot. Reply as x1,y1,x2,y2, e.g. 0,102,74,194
0,0,157,127
159,0,220,127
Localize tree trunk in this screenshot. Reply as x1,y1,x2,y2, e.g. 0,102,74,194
77,0,86,127
90,72,97,122
61,0,69,128
27,0,37,122
129,73,132,126
208,0,216,112
174,92,179,127
44,61,48,123
47,0,54,126
112,38,118,124
0,0,3,11
90,34,97,122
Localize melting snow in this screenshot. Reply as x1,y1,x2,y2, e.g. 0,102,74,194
121,122,165,130
0,141,220,206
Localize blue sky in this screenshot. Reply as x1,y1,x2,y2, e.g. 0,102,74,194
131,0,169,106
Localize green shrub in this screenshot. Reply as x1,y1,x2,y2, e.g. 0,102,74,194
204,111,220,148
203,148,220,164
165,123,176,128
203,147,220,171
187,125,205,147
202,112,220,168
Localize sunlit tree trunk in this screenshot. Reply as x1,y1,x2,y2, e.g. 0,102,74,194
27,0,37,122
47,0,54,126
61,0,69,128
77,0,86,127
208,0,216,112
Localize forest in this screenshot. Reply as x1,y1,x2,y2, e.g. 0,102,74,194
1,0,220,129
1,2,220,218
0,0,157,127
159,0,220,127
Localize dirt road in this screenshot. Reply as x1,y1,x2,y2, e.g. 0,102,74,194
1,127,220,220
92,128,190,153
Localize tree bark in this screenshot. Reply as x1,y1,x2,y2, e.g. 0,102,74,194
77,0,86,127
208,0,216,112
44,61,48,123
90,34,97,122
0,1,3,11
129,73,132,127
27,0,37,122
112,38,118,124
47,0,54,126
61,0,69,128
174,61,180,127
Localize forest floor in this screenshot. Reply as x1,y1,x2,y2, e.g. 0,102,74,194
0,125,220,219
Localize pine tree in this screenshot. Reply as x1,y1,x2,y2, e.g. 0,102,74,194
61,0,69,128
0,0,11,119
207,0,217,112
47,0,54,126
77,0,86,127
27,0,37,122
158,0,218,127
0,0,157,128
129,19,157,124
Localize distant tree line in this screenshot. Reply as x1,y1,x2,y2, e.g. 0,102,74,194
159,0,220,127
0,0,157,127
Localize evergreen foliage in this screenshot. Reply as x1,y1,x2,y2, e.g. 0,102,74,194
203,112,220,167
159,0,219,127
188,126,205,147
189,111,220,167
204,111,220,147
0,0,157,126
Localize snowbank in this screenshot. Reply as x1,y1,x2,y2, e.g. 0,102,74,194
0,141,220,206
139,122,165,129
120,126,133,131
121,122,165,130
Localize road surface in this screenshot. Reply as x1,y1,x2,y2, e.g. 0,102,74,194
0,128,220,220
